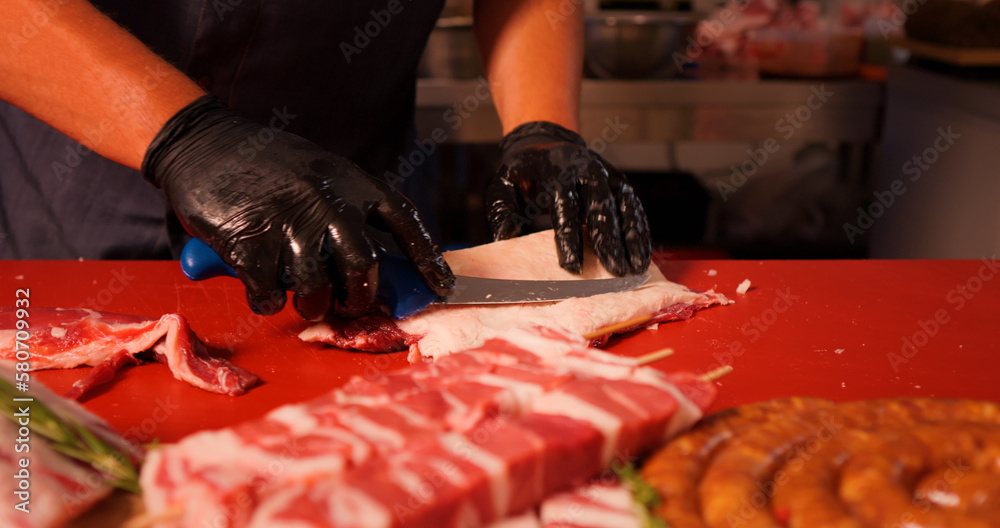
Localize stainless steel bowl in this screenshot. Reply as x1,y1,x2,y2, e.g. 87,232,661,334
418,16,484,79
585,11,698,79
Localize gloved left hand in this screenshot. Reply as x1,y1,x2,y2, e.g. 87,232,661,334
488,121,651,276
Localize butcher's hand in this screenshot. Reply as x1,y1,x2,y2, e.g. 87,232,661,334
142,95,454,321
488,121,651,276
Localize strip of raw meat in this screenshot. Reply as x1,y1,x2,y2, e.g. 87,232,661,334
63,349,141,400
485,478,650,528
140,327,714,528
489,513,542,528
0,364,142,528
538,482,643,528
299,230,730,362
483,478,654,528
0,307,257,398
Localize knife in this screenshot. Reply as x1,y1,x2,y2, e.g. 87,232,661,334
180,238,649,320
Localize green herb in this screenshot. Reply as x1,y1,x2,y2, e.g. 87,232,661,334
0,377,141,493
615,462,670,528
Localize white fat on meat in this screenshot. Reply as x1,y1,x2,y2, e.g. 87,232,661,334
497,328,704,440
142,429,288,521
300,230,729,361
386,454,487,526
629,370,703,439
267,404,376,465
530,392,623,468
268,403,321,435
469,372,547,416
485,481,644,528
140,327,713,527
496,328,637,379
334,412,409,452
383,400,437,430
440,432,513,519
246,479,393,528
538,482,643,528
488,512,543,528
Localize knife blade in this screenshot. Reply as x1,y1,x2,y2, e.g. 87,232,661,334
180,238,649,320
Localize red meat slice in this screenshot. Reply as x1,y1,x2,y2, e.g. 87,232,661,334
664,372,718,413
0,307,256,398
514,414,605,498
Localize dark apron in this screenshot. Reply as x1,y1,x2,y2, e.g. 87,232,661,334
0,0,445,259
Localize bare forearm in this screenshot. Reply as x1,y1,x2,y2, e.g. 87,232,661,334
0,0,204,170
474,0,583,135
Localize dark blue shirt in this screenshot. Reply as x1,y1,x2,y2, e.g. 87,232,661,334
0,0,445,259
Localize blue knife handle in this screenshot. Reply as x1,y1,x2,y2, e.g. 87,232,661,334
180,238,238,280
179,238,437,320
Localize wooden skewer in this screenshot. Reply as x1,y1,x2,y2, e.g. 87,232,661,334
582,314,653,341
700,365,734,382
635,348,675,366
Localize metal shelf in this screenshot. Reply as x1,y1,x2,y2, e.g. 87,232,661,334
415,78,885,144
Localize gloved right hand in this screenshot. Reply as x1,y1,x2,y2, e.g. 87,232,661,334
142,95,454,321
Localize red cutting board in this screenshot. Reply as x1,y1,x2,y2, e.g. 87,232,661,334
2,257,999,446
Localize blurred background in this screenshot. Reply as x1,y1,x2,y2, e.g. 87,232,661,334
416,0,1000,259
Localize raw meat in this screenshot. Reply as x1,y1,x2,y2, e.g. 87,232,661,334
537,482,642,528
300,230,730,362
139,327,715,528
241,368,712,527
0,308,257,398
0,364,142,528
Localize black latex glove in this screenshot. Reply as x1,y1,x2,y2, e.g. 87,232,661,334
488,121,651,276
142,95,454,321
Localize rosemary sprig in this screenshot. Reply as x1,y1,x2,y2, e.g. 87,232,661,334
0,377,141,493
615,462,670,528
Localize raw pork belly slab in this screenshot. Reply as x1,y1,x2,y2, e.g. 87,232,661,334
300,230,730,361
242,372,713,527
0,307,257,398
140,327,715,528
